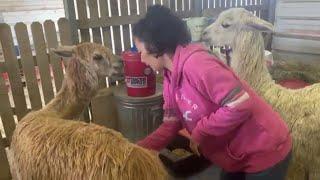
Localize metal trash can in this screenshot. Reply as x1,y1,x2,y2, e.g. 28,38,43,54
114,83,164,142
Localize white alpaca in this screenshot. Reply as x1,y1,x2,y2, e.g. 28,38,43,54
202,8,320,180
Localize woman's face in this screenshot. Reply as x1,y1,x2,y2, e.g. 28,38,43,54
134,37,165,72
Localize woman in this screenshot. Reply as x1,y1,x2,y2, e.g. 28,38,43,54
134,5,292,180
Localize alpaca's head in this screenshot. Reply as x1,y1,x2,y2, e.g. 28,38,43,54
201,8,274,46
52,42,123,79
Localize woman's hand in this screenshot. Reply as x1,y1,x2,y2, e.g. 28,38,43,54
189,139,201,156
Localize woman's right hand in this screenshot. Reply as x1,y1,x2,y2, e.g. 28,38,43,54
189,139,201,156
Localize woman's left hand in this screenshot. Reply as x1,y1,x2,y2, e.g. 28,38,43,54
189,139,201,156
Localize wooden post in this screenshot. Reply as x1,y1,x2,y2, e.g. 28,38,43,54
99,0,113,49
170,0,176,11
31,22,55,105
203,0,208,10
241,0,246,7
44,20,65,92
15,23,42,110
121,0,131,50
184,0,189,11
0,138,11,180
177,0,182,13
221,0,226,8
260,0,270,21
58,18,74,46
0,23,28,120
77,0,91,42
63,0,79,44
162,0,170,8
194,0,202,16
268,0,276,23
232,0,236,7
147,0,154,7
139,0,147,15
0,13,4,23
110,0,122,54
0,75,16,143
88,0,102,44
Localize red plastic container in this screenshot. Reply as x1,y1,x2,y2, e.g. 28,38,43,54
121,51,156,97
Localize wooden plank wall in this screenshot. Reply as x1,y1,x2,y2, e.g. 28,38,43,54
202,0,270,20
63,0,272,55
64,0,205,55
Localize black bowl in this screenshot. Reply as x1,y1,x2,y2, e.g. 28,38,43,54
159,135,211,178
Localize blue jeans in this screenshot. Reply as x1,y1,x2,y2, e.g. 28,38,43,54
220,151,292,180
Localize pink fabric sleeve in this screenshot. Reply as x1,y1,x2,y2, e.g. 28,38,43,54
191,66,253,144
137,73,182,151
136,117,182,151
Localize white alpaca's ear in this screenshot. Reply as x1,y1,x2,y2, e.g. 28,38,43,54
51,45,76,58
244,18,274,33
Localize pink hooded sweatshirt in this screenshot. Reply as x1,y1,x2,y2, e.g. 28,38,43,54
137,43,292,173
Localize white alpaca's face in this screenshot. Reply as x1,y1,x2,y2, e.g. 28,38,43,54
201,8,274,46
201,8,249,46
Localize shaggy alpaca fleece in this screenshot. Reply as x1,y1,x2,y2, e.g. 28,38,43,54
9,43,168,180
11,111,167,180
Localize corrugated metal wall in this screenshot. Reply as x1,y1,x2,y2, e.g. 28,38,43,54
272,0,320,82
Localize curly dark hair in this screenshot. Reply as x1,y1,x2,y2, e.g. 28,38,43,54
133,5,191,57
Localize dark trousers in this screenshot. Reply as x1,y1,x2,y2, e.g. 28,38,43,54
220,151,292,180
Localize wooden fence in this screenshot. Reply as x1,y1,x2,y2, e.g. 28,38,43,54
63,0,276,54
0,0,275,179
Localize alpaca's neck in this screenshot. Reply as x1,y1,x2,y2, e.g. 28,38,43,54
231,31,273,91
44,58,98,119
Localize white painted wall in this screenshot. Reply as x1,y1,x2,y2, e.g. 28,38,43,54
0,0,66,55
0,0,63,12
0,0,65,25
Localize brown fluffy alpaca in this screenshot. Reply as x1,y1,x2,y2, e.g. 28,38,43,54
10,43,168,180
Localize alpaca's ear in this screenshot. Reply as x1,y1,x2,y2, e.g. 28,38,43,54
244,18,274,33
51,46,76,58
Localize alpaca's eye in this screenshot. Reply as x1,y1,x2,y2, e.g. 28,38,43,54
93,54,103,61
222,23,231,28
